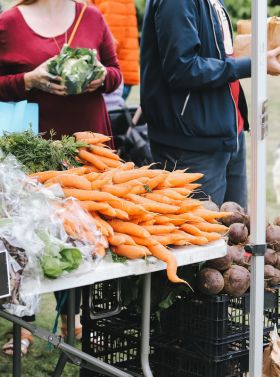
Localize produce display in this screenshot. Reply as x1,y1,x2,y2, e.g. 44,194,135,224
0,155,103,316
197,201,280,297
25,131,230,286
48,45,106,95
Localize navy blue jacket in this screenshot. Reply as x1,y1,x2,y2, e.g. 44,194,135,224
140,0,251,153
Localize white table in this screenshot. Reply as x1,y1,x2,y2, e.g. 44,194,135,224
1,240,227,377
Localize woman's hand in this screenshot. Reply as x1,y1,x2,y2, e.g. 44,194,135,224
267,46,280,76
85,63,107,93
24,58,67,95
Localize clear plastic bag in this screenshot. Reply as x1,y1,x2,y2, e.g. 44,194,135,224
0,155,102,316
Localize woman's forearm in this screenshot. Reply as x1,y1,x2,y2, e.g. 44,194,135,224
0,73,28,101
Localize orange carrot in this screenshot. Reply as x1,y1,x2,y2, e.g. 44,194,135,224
95,244,106,257
154,215,173,225
79,201,111,212
45,174,91,190
113,233,137,245
74,131,94,139
108,234,127,246
113,208,130,220
192,210,232,221
184,183,202,190
112,170,158,184
142,225,176,235
180,223,203,237
119,162,135,170
30,170,63,183
153,189,185,200
152,233,187,246
108,199,147,216
112,245,151,259
161,172,204,188
89,145,120,161
140,220,156,226
83,166,99,173
148,244,190,285
126,194,179,214
98,205,117,217
194,222,228,233
174,230,208,246
93,154,123,168
131,236,158,246
63,189,121,202
91,213,114,237
78,149,108,171
91,179,111,190
171,187,192,196
83,172,101,181
176,200,201,214
108,220,150,238
144,193,175,205
200,231,222,242
101,185,131,198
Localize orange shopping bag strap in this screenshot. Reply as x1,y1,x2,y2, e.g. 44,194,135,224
68,4,87,47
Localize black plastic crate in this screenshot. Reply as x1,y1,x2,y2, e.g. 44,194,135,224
81,309,145,377
151,337,249,377
161,289,279,342
82,279,122,320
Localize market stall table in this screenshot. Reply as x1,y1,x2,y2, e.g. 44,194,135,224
0,239,226,377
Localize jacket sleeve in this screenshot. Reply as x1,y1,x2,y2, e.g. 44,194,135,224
99,16,123,94
154,0,251,90
0,18,28,101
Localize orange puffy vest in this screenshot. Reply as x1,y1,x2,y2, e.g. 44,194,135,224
90,0,140,86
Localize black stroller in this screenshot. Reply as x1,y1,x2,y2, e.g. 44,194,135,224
108,106,153,167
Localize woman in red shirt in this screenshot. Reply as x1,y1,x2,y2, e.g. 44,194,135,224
0,0,122,356
0,0,122,139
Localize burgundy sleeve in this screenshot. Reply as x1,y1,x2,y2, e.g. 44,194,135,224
0,18,28,101
99,19,122,94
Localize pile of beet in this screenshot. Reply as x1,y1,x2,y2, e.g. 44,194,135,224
197,201,280,297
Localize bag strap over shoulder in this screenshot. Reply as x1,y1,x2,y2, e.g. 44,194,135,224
68,4,87,47
123,106,142,128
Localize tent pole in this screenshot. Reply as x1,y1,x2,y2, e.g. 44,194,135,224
249,0,267,375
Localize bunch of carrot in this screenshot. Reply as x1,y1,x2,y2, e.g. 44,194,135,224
30,131,230,285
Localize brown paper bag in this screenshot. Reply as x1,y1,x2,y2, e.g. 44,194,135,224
237,19,252,35
263,326,280,377
234,34,252,58
234,17,280,60
268,16,280,50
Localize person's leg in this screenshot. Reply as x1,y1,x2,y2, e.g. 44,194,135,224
2,316,34,356
224,132,248,209
150,141,231,207
54,288,82,340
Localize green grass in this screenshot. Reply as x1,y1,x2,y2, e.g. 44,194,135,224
0,294,80,377
0,79,279,376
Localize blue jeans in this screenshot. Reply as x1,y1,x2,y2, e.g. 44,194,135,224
150,132,247,208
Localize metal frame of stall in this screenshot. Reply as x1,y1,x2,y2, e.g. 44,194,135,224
249,0,268,375
0,241,226,377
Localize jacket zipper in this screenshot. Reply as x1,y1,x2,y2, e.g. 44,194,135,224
206,0,239,149
222,4,239,149
181,91,191,116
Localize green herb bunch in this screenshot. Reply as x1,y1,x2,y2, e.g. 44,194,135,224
0,129,86,173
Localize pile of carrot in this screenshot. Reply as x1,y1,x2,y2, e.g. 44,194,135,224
30,132,230,285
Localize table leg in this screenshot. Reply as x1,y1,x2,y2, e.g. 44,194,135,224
52,288,76,377
13,323,21,377
141,273,153,377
